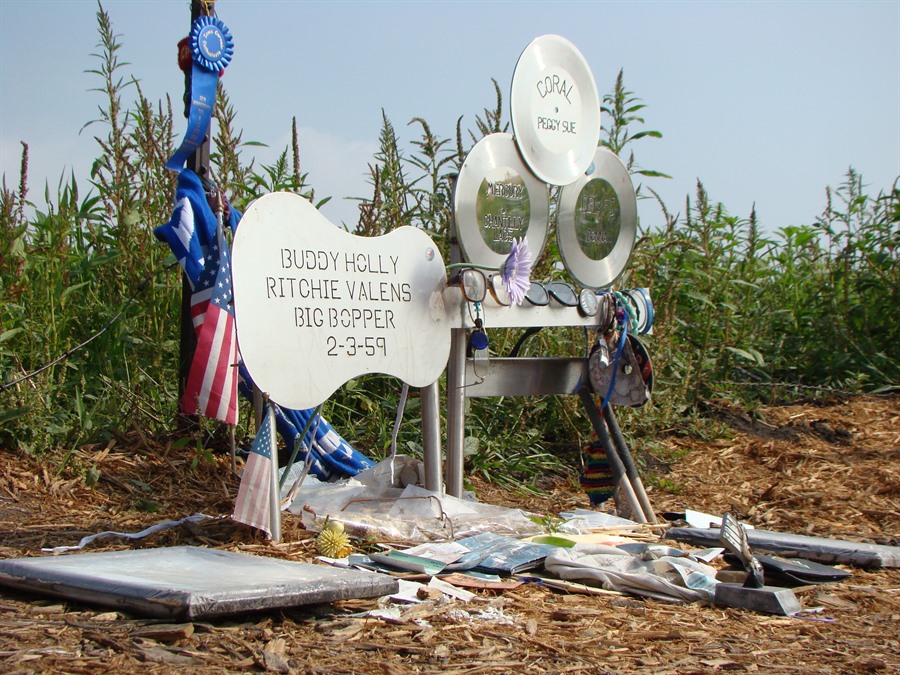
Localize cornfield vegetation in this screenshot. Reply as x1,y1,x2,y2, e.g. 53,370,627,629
1,6,897,493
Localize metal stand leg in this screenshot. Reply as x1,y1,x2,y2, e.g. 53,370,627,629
420,381,443,493
603,405,657,523
578,387,646,523
445,328,467,497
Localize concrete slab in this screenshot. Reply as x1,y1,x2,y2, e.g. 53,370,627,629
0,546,398,620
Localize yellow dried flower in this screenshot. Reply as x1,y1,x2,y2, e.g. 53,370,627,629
315,519,352,558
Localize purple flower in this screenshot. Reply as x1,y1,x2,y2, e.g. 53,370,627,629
501,237,532,305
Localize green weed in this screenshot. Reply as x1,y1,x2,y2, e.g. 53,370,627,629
0,5,896,500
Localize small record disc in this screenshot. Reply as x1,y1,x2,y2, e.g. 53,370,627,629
557,147,636,289
510,35,601,186
453,133,549,268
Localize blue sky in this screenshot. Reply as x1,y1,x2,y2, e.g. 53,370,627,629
1,0,898,233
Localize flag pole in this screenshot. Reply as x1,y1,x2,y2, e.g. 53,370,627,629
266,402,282,542
177,0,214,426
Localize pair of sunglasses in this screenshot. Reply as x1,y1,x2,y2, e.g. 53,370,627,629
454,268,511,306
527,281,603,317
525,281,577,306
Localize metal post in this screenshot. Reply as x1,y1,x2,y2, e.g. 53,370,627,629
578,387,646,523
443,177,467,497
177,0,213,419
603,405,657,523
420,381,443,493
445,328,467,497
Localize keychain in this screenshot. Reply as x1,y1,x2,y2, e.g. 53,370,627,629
468,301,489,352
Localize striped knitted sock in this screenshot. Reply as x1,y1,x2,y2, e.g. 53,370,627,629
580,440,615,506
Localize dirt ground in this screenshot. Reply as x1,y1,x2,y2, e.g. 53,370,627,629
0,395,897,674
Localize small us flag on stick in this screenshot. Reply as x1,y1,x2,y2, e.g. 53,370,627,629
233,403,281,541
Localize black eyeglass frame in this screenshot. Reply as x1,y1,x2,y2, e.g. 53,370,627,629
545,281,579,307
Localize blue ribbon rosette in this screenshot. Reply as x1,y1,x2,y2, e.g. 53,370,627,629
166,16,234,171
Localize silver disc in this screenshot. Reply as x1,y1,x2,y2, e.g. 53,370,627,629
557,148,636,289
453,133,549,268
510,35,601,187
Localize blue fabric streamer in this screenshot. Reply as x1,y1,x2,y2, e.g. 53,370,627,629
237,365,374,480
600,319,628,411
166,63,219,171
153,170,218,287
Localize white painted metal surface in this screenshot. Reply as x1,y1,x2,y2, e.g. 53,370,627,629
232,192,450,410
510,34,601,186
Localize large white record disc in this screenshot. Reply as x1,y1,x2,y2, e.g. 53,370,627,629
557,148,636,289
453,133,549,268
510,35,601,187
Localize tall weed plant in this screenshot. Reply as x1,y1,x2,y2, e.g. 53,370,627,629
0,5,897,490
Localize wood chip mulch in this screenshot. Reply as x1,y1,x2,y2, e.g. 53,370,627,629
0,395,897,674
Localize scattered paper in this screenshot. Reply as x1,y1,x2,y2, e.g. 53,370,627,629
389,579,426,603
428,577,475,602
685,509,754,530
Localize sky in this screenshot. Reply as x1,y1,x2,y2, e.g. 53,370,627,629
1,0,898,234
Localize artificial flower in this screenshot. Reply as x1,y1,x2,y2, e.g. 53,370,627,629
501,237,533,305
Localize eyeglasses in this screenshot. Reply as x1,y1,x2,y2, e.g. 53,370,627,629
524,281,580,307
524,282,549,306
455,272,624,325
525,281,610,319
546,281,579,307
454,268,511,306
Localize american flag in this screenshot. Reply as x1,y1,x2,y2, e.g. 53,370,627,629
188,238,219,333
152,170,217,289
180,222,238,424
233,404,281,539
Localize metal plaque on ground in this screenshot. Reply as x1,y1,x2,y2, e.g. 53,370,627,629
510,34,601,187
557,148,636,289
453,133,549,268
0,546,398,620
